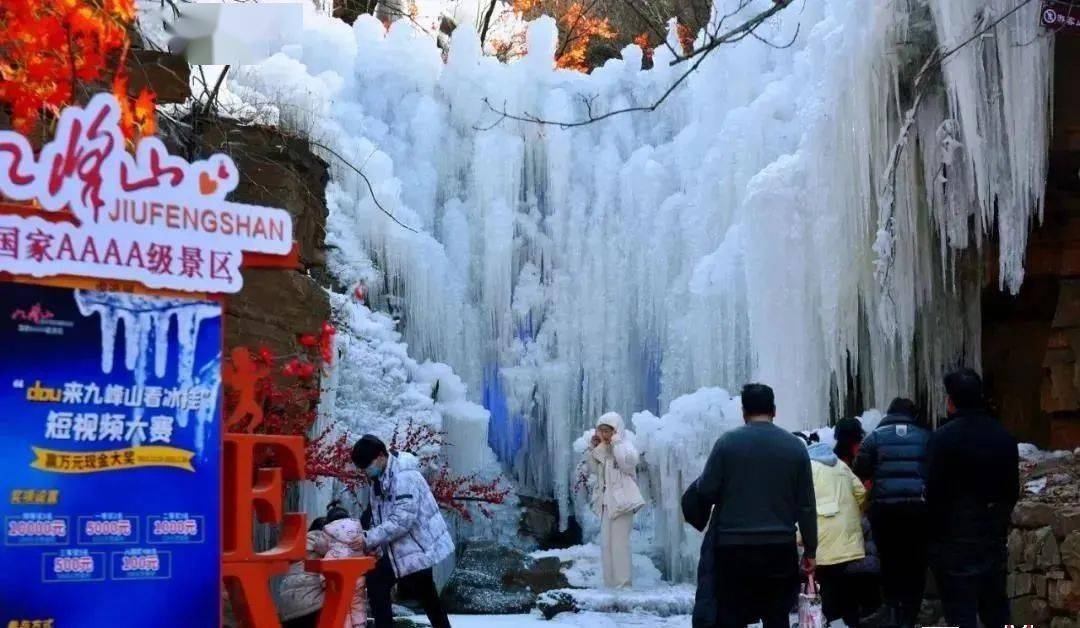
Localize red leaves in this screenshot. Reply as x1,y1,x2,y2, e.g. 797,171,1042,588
555,3,616,72
224,321,333,439
319,322,336,365
307,428,363,495
0,0,155,140
429,466,510,523
389,420,509,521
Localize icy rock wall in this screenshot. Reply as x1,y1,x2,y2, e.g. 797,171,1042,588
230,0,1051,538
302,294,516,540
633,388,743,581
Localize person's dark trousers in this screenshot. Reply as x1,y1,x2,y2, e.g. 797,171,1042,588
816,562,861,628
713,543,799,628
932,541,1009,628
366,554,452,628
871,504,929,625
692,526,718,627
282,612,319,628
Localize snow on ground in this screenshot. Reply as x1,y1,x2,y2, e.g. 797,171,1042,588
529,544,693,617
531,543,663,589
1018,442,1077,463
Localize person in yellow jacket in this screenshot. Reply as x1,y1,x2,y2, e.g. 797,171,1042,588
808,441,868,627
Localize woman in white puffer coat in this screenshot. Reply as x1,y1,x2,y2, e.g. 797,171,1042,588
585,412,645,588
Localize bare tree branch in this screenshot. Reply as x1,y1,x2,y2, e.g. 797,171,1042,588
201,65,230,118
298,137,419,233
479,0,796,128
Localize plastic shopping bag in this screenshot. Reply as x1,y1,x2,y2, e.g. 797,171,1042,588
798,575,825,628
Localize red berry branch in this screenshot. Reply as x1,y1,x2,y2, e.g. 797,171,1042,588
225,329,510,520
429,466,509,523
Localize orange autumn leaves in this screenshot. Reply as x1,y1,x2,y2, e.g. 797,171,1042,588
512,0,616,72
0,0,156,139
555,2,616,71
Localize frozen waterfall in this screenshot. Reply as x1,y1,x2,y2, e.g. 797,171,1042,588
228,0,1052,570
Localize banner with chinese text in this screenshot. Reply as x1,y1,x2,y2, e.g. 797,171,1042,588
0,93,293,293
0,282,221,627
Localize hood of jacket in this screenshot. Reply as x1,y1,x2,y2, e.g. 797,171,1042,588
808,442,838,466
373,450,420,497
390,450,420,472
322,518,363,545
596,411,625,433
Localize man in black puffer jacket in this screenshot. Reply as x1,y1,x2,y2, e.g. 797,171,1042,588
926,369,1018,628
854,397,930,627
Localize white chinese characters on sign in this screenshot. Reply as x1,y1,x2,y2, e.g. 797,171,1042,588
0,93,293,293
42,382,209,445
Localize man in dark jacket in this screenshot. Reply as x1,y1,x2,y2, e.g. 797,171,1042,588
854,398,930,627
695,383,817,628
926,369,1019,628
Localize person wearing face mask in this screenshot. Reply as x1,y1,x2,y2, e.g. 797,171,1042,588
350,434,454,628
585,412,645,588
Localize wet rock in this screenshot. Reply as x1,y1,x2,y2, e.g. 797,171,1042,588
536,590,579,620
1010,573,1034,598
504,556,570,593
1015,501,1059,528
441,541,564,614
1049,578,1080,613
1063,532,1080,581
1010,528,1027,570
1013,595,1051,625
519,496,559,547
1056,508,1080,539
1035,526,1064,569
1031,455,1073,478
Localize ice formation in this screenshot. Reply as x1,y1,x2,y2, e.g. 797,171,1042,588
226,0,1052,577
302,293,515,543
74,290,222,456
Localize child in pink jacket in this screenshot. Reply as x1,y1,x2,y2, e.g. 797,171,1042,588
321,502,369,628
280,502,369,628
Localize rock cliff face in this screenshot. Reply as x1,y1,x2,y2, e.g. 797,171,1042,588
984,37,1080,451
193,121,332,354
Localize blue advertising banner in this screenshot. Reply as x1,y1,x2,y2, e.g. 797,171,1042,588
0,282,222,627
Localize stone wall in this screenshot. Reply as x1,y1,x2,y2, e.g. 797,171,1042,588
192,120,332,354
1006,453,1080,627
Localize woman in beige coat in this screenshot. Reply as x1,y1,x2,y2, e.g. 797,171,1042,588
585,412,645,588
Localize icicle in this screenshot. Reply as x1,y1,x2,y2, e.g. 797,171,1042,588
229,0,1053,580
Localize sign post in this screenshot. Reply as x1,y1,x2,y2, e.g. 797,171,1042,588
0,282,224,626
0,94,372,627
1042,0,1080,33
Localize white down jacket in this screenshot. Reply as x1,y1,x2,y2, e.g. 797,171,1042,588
586,412,645,517
363,451,454,578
